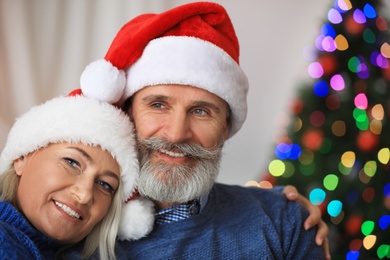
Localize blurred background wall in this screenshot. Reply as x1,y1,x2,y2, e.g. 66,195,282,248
0,0,332,185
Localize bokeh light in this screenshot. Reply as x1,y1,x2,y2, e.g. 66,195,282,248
330,74,345,91
324,174,339,191
353,9,366,24
354,93,368,109
309,188,326,205
363,3,376,19
328,8,343,24
313,80,329,97
328,200,343,217
308,62,324,78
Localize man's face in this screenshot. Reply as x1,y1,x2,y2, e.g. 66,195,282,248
128,84,230,203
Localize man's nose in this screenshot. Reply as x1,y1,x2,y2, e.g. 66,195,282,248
164,112,193,143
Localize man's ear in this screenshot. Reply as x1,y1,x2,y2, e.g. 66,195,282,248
13,157,27,176
224,126,229,139
224,105,232,139
224,117,231,139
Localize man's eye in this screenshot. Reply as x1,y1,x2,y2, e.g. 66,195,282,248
64,158,80,168
151,103,164,109
96,180,115,194
194,108,207,115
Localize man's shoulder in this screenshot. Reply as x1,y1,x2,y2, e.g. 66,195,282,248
211,183,306,216
212,182,286,201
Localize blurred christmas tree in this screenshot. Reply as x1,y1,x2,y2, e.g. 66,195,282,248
263,0,390,259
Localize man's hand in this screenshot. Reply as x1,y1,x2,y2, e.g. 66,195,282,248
282,185,331,260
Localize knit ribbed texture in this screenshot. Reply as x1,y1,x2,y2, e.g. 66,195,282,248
0,201,60,259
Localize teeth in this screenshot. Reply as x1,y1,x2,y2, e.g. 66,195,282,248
55,201,81,219
160,149,185,158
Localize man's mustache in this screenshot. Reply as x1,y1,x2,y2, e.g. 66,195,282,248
137,137,222,160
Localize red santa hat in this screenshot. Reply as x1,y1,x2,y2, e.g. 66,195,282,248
0,90,154,241
80,1,249,138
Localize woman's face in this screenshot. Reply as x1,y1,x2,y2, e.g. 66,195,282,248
13,143,120,244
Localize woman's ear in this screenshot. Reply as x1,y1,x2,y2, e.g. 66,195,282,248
13,157,27,176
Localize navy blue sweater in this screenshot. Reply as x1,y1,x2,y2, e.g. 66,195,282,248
112,183,325,260
0,201,60,259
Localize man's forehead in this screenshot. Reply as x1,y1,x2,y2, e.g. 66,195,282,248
135,84,227,104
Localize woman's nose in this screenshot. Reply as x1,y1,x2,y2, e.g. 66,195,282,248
70,177,94,205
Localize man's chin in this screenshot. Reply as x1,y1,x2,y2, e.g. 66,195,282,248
138,180,212,203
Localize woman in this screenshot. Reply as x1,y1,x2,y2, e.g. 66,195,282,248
0,93,154,259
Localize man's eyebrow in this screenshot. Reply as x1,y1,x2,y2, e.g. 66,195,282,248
142,94,170,102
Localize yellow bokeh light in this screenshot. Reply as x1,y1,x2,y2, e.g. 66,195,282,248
371,104,384,120
335,34,349,50
268,160,285,177
380,42,390,58
362,235,377,250
369,119,382,135
378,148,390,164
341,151,356,168
337,0,352,11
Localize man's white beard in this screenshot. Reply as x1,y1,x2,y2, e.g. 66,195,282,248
136,137,224,203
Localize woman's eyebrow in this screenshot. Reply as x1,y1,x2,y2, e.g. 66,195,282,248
67,147,93,163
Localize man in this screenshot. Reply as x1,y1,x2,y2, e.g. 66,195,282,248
79,2,329,259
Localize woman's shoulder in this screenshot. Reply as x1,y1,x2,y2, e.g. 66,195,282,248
0,201,42,259
0,221,40,259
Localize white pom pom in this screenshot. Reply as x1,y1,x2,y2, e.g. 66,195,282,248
117,197,155,241
80,59,126,103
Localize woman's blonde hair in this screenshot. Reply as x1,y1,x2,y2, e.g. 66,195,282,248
82,179,123,260
0,166,19,202
0,163,122,260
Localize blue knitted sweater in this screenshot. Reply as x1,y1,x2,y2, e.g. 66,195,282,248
0,201,60,259
113,183,325,260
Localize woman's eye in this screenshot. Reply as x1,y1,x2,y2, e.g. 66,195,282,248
64,157,80,168
96,180,115,194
